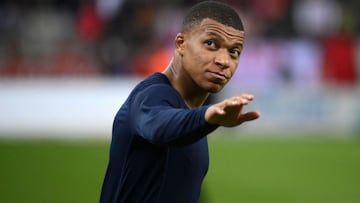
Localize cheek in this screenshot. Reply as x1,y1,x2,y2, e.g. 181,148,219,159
183,46,208,69
229,60,239,76
193,53,208,67
230,63,238,77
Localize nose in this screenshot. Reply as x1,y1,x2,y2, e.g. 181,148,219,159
214,48,230,69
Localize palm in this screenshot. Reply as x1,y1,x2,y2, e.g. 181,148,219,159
205,94,260,127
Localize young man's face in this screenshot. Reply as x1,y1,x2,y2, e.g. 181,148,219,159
177,18,245,93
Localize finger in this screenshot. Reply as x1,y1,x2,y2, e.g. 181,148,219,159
224,94,255,108
232,94,254,103
225,98,241,106
245,94,254,100
231,98,250,106
240,94,254,100
239,111,261,122
217,107,225,115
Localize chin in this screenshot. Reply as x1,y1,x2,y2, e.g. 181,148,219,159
199,80,225,93
206,84,224,93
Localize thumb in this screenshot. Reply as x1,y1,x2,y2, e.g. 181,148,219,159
239,111,261,122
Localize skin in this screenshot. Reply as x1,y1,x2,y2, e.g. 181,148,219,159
163,18,260,127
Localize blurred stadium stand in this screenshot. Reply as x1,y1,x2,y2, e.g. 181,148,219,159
0,0,359,138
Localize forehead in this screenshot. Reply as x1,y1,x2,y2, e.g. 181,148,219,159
196,18,245,43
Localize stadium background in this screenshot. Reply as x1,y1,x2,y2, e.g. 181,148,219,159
1,0,360,202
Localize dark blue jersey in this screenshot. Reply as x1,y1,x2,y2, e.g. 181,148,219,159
100,73,218,203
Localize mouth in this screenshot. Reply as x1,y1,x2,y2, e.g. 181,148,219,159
208,71,229,82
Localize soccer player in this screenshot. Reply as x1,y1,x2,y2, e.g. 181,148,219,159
100,1,260,202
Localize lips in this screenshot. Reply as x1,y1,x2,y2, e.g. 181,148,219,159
208,71,228,82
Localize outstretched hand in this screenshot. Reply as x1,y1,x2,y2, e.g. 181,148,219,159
205,94,260,127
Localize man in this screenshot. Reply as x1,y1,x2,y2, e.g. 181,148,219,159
100,1,260,202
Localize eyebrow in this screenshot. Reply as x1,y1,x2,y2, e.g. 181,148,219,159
205,32,244,48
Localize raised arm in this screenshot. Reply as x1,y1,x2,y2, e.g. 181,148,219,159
130,85,218,146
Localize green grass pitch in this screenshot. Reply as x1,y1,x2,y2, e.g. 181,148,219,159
0,135,359,203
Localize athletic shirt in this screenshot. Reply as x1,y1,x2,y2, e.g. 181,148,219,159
100,72,219,203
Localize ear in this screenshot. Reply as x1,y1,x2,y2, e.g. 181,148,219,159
175,33,185,56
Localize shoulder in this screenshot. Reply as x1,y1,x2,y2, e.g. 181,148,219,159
137,83,182,107
132,73,184,107
136,72,177,96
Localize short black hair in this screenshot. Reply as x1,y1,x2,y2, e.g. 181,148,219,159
182,1,244,33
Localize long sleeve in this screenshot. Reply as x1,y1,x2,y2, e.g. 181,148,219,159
130,84,218,146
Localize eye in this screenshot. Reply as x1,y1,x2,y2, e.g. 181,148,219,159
229,49,241,58
205,40,216,49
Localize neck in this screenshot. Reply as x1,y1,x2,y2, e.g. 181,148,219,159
163,57,209,108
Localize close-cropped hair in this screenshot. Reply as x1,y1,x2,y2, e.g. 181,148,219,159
182,1,244,33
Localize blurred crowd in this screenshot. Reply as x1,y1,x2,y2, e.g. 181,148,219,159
0,0,359,87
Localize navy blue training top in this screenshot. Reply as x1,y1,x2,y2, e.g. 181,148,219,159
100,73,218,203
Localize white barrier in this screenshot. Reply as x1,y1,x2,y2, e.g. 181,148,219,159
0,77,142,139
219,82,360,136
0,77,359,138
